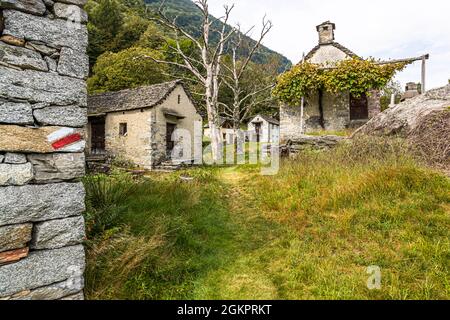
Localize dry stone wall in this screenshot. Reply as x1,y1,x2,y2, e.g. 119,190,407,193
0,0,88,300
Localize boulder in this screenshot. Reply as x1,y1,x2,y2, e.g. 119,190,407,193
0,247,29,265
0,41,48,71
25,41,58,56
33,105,87,127
0,66,87,106
0,0,46,16
31,216,86,250
0,223,32,253
54,2,88,23
57,47,89,79
353,84,450,137
0,101,34,125
28,153,85,183
44,56,57,72
282,135,346,155
0,245,85,297
0,163,33,186
0,182,85,226
7,277,84,300
4,153,27,164
0,35,25,47
2,10,88,51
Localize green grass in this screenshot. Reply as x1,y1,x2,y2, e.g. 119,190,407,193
84,137,450,300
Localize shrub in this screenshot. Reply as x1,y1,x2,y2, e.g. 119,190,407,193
83,170,137,237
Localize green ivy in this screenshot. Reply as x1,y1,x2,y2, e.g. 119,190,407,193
273,57,409,105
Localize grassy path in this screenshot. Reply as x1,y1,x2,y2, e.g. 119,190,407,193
190,167,289,299
85,145,450,300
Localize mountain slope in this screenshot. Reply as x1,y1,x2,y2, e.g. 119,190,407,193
144,0,292,70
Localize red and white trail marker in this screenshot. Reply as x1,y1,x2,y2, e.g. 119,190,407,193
47,128,84,152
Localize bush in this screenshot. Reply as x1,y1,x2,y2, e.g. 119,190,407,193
83,170,137,237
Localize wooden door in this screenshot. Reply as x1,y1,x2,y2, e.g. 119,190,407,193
166,123,176,155
350,93,369,120
90,117,105,153
254,123,262,143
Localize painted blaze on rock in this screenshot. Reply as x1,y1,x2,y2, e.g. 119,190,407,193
0,125,85,153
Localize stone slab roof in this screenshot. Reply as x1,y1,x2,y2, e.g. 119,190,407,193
88,80,186,115
304,41,359,62
251,114,280,125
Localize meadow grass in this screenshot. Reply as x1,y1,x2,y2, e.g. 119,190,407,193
84,137,450,300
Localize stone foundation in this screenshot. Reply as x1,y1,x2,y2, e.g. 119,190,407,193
0,0,88,300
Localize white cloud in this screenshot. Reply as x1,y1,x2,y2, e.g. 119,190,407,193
206,0,450,89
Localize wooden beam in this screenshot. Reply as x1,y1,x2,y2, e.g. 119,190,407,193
421,56,427,93
317,54,430,70
376,54,429,65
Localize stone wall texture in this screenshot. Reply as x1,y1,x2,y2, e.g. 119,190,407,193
0,0,88,300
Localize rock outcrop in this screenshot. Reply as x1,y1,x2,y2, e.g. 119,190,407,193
353,84,450,171
353,84,450,137
281,135,346,157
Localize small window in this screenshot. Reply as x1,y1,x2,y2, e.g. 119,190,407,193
119,123,128,136
178,95,181,104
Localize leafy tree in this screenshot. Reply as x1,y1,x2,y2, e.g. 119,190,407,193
137,22,167,50
86,0,124,67
113,14,150,51
87,47,168,94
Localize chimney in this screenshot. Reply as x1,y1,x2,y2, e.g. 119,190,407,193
316,21,336,45
401,82,420,102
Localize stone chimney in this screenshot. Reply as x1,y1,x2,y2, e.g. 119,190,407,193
401,82,420,102
316,21,336,45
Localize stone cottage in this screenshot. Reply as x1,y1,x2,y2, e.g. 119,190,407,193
280,21,381,141
203,117,236,144
247,114,280,143
87,80,202,169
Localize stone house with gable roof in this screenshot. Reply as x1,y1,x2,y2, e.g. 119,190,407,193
280,21,382,141
247,114,280,143
87,80,202,169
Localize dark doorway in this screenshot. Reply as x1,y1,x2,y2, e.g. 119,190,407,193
254,122,262,143
90,116,106,154
166,123,176,156
350,93,369,120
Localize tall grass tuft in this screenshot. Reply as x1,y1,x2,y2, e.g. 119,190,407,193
83,170,137,237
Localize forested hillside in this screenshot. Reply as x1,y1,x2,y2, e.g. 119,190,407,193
144,0,291,69
86,0,290,118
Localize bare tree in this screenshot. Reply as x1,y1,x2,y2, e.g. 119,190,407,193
219,18,274,134
145,0,237,162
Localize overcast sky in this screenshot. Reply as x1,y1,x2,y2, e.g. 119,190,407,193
206,0,450,90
